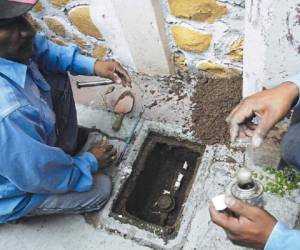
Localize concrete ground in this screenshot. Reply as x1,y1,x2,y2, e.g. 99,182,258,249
1,73,300,250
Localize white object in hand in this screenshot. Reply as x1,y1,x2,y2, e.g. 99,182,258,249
236,168,253,185
212,194,227,211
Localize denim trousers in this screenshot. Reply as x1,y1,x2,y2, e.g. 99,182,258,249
281,105,300,172
29,71,112,216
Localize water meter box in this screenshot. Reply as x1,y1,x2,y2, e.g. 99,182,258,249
111,132,204,239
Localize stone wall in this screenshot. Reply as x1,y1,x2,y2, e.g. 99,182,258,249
163,0,245,77
30,0,245,78
30,0,107,61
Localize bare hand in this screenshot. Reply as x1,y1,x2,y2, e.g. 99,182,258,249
94,60,131,87
209,196,277,249
89,138,117,168
227,82,299,147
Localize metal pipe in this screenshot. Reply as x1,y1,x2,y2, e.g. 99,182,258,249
76,80,115,89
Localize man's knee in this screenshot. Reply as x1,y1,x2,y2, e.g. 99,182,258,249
281,123,300,171
93,174,112,203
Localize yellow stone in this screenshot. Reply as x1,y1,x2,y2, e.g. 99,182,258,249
172,25,212,53
198,62,240,78
174,54,189,72
93,45,107,60
33,1,43,12
51,0,70,7
69,6,102,39
74,35,88,49
227,36,244,62
45,17,66,37
169,0,228,23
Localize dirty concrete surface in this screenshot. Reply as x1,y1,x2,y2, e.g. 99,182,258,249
71,72,195,131
1,72,300,250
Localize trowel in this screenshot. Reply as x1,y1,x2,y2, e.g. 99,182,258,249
112,91,135,131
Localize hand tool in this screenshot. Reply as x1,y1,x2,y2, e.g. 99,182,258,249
112,91,135,131
76,80,115,89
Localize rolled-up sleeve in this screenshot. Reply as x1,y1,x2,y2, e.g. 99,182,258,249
0,105,98,194
265,221,300,250
34,32,96,76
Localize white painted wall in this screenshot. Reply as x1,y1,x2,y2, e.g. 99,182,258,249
90,0,135,70
244,0,300,96
90,0,173,75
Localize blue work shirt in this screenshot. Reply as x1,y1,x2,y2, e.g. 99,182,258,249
0,32,98,223
265,222,300,250
264,73,300,249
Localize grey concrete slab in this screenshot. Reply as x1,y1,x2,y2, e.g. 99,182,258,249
72,73,195,129
76,104,140,141
2,112,299,250
90,121,200,250
0,215,150,250
89,121,300,250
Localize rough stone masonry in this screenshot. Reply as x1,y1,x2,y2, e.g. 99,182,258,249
30,0,245,78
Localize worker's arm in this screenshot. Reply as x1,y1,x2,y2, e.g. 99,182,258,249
226,82,299,147
0,104,99,194
209,196,276,249
286,73,300,109
34,32,95,76
265,221,300,250
33,32,131,86
209,196,300,249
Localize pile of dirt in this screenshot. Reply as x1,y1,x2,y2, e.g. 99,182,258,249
191,75,242,145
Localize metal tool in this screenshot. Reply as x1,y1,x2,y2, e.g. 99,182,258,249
76,80,115,89
112,91,135,131
116,110,144,165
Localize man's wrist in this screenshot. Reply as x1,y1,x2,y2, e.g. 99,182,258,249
280,82,299,106
282,71,300,105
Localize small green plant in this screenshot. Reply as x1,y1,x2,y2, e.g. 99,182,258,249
253,167,300,197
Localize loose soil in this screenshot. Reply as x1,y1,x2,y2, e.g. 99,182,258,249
191,75,242,144
112,132,204,239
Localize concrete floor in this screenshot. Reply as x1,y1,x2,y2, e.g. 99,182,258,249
0,215,151,250
1,74,300,250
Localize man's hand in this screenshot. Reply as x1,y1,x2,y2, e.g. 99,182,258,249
227,82,299,147
89,138,117,168
209,196,277,249
94,60,131,87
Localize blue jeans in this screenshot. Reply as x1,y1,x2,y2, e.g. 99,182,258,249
29,174,111,216
281,106,300,172
29,71,112,216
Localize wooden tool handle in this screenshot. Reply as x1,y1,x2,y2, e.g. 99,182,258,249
112,113,125,131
